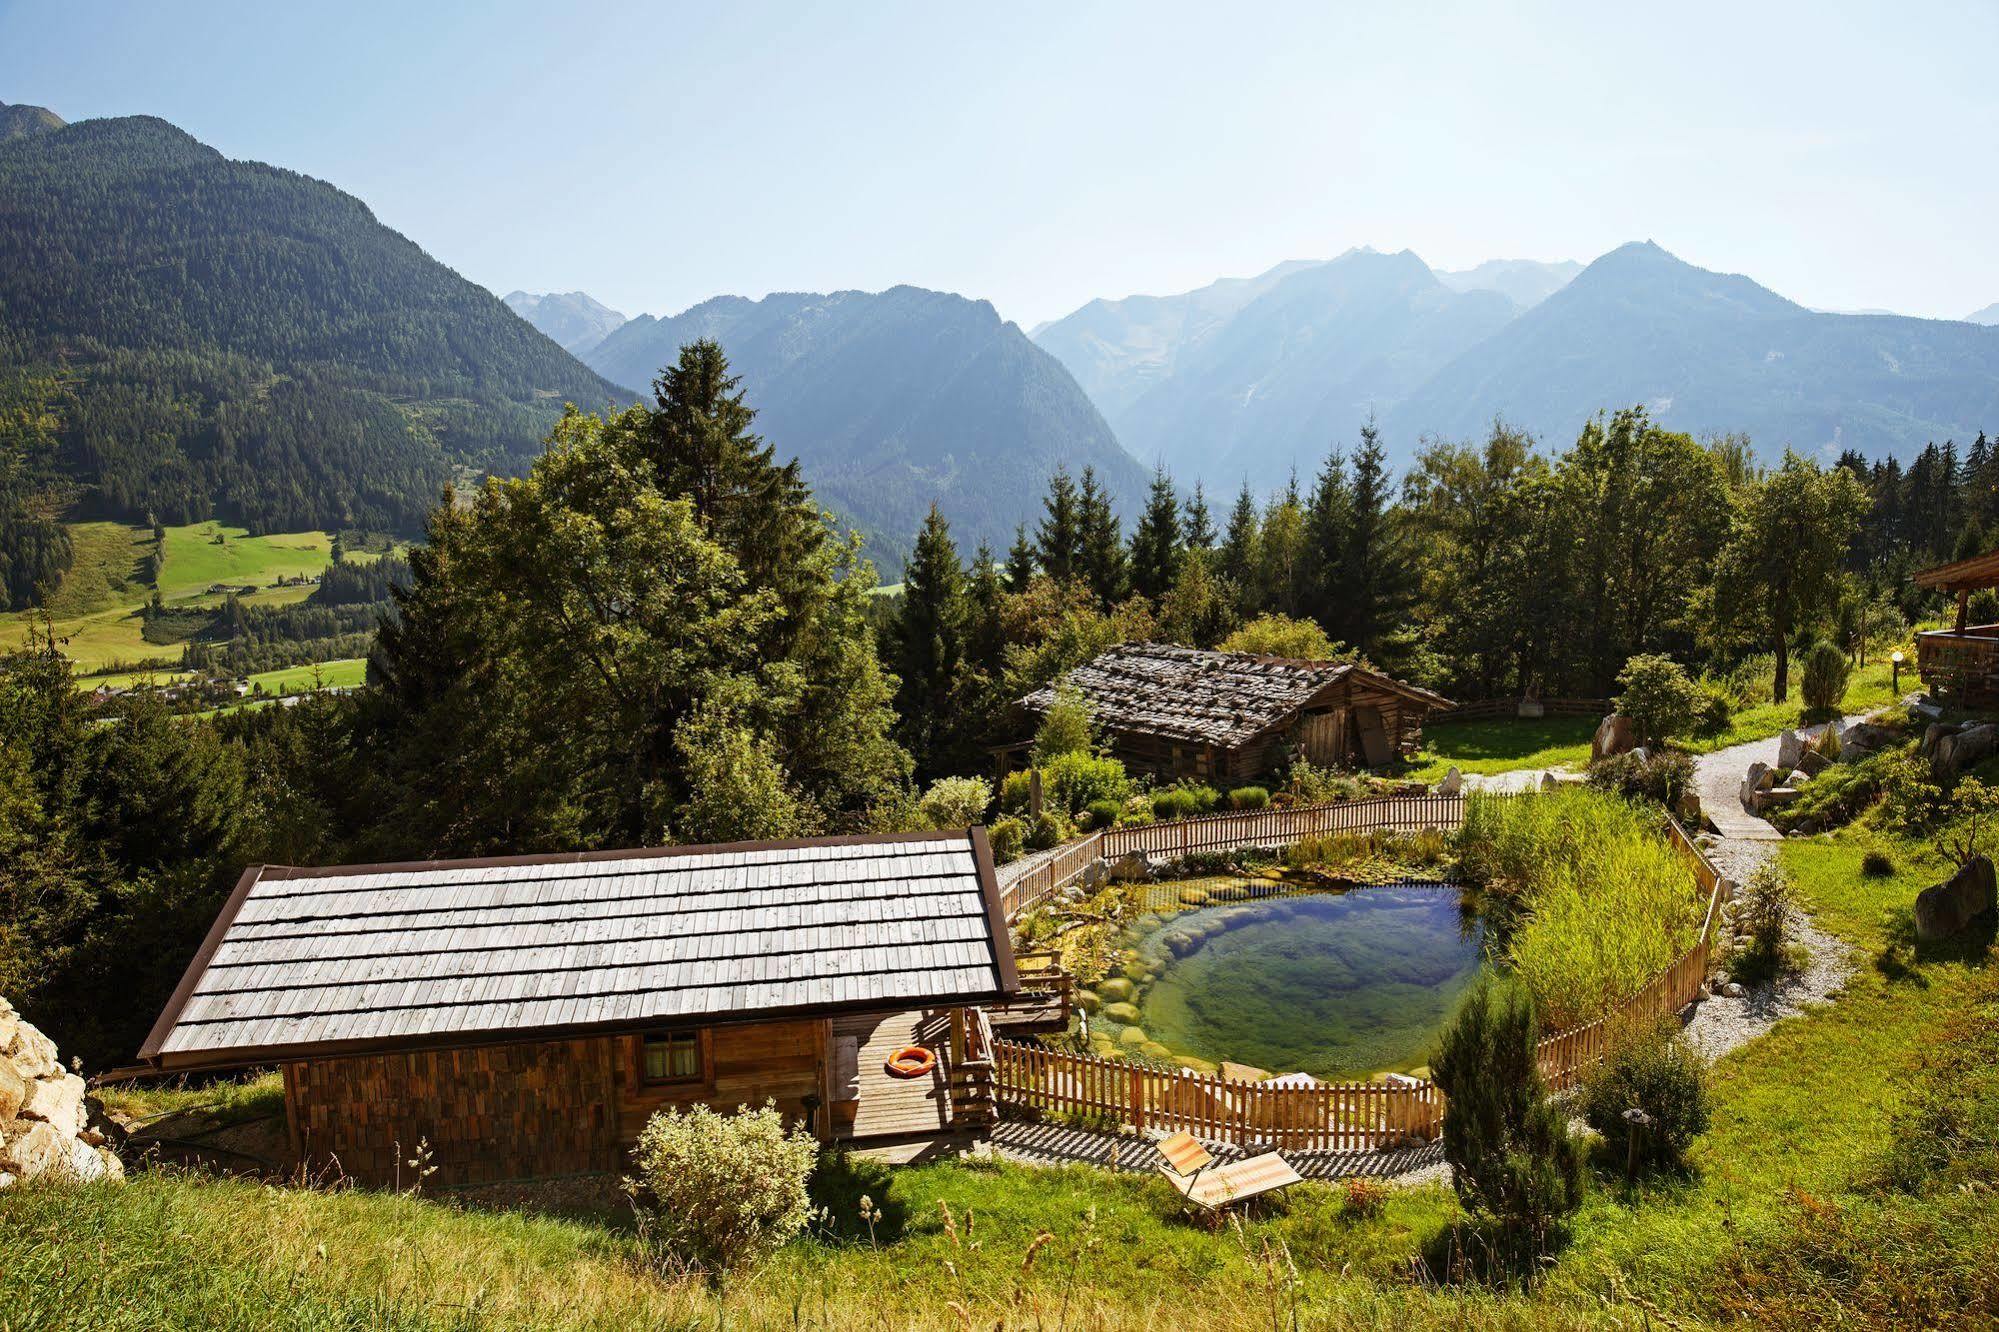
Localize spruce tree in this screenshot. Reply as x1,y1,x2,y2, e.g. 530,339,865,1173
1077,466,1129,606
1304,447,1351,632
1035,468,1083,585
1219,482,1261,607
1128,465,1183,600
1004,523,1037,590
1182,481,1217,551
891,505,972,776
1339,419,1419,660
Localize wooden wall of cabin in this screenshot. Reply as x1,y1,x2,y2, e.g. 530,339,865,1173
283,1019,830,1188
284,1037,621,1188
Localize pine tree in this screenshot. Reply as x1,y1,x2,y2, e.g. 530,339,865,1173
1219,482,1261,606
1127,465,1183,600
1338,419,1418,658
1035,469,1083,585
1182,481,1216,551
1304,447,1351,631
966,539,1007,675
1004,523,1037,590
891,505,972,776
1077,466,1128,606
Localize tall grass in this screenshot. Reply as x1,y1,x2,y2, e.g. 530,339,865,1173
1458,790,1700,1030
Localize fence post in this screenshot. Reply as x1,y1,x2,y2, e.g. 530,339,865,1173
1129,1065,1146,1132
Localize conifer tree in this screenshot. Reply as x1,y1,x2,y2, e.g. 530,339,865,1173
1219,482,1261,603
1077,466,1129,606
1337,419,1419,658
891,505,972,776
1035,468,1083,585
1127,465,1183,600
1304,446,1351,630
1182,481,1216,551
1004,523,1037,590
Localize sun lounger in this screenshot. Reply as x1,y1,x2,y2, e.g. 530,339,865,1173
1153,1129,1303,1213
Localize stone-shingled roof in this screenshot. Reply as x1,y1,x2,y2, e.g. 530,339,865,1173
1019,642,1449,748
140,830,1015,1070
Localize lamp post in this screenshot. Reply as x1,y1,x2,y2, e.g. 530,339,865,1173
1891,648,1905,697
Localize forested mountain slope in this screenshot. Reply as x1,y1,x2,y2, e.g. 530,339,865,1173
0,107,630,599
586,285,1147,559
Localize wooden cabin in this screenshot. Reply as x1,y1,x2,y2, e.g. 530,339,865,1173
1915,549,1999,709
138,830,1019,1187
1017,643,1452,784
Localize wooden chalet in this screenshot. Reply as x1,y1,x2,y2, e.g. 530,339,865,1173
139,830,1022,1187
1017,643,1452,783
1915,549,1999,708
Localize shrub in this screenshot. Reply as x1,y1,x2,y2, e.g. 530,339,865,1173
1083,798,1123,830
916,775,992,830
1339,1175,1391,1221
1043,751,1131,814
1218,613,1350,662
1690,677,1735,736
1227,785,1270,810
1770,748,1892,833
1031,684,1095,761
1799,638,1852,714
1729,862,1795,985
1586,749,1695,808
625,1102,818,1279
999,769,1035,813
1025,809,1068,851
1579,1018,1711,1174
1287,758,1379,804
987,816,1025,862
1861,848,1896,877
1152,788,1198,821
1615,653,1701,746
1431,977,1583,1256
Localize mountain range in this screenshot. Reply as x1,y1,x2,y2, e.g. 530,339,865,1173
584,288,1145,561
0,101,630,537
1033,245,1999,490
1970,303,1999,327
501,290,627,356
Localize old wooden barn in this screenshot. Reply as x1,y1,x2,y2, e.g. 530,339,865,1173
1017,643,1451,783
139,830,1021,1186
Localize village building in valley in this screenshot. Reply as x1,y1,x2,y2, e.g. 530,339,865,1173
138,830,1020,1187
1014,642,1452,784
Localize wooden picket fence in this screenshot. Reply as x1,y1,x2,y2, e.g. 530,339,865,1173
990,808,1726,1152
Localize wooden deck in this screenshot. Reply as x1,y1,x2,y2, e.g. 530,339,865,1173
1918,625,1999,708
833,1010,957,1141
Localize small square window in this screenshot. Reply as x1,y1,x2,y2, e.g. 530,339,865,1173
643,1032,702,1083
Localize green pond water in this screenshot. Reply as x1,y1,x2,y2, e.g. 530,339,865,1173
1129,885,1487,1079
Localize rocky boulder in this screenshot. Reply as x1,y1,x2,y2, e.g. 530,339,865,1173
1437,766,1464,796
1839,722,1900,761
1795,749,1833,778
1932,723,1999,781
1592,713,1637,761
0,996,123,1188
1914,856,1999,942
1777,729,1805,769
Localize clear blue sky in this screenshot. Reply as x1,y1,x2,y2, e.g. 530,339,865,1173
5,0,1995,328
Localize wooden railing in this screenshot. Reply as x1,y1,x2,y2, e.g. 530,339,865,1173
997,833,1107,920
990,812,1727,1152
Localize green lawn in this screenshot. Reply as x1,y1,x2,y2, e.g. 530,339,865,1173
1675,657,1899,754
1406,714,1597,780
245,657,368,694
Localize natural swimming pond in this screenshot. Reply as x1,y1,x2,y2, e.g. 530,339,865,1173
1110,884,1487,1080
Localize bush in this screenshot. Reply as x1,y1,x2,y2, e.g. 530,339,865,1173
1217,613,1349,662
1769,748,1891,833
1799,638,1852,714
999,769,1034,813
1861,848,1896,877
1729,862,1795,985
1691,677,1735,736
1226,785,1270,810
1431,977,1584,1256
1339,1175,1391,1221
1083,798,1123,830
1032,684,1095,761
1586,749,1695,808
1152,788,1198,821
1614,653,1701,746
1043,751,1131,814
916,775,992,830
987,816,1025,862
1025,809,1068,851
625,1102,818,1279
1579,1018,1711,1174
1287,758,1378,805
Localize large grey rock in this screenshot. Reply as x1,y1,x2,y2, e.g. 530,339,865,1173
1914,855,1998,941
1933,723,1999,779
20,1071,86,1141
1740,761,1771,811
1592,713,1637,761
1437,766,1463,796
1839,722,1900,760
1921,722,1959,759
0,1060,23,1122
0,998,16,1053
4,1021,57,1080
1777,729,1805,769
1796,749,1832,778
1107,851,1152,883
0,1120,66,1179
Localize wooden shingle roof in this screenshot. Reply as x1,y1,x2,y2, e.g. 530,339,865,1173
1913,548,1999,593
1019,642,1449,748
139,830,1015,1070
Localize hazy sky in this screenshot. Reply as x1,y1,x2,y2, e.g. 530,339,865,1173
5,1,1996,329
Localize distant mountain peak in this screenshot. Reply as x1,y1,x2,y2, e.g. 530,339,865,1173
1969,302,1999,327
502,289,629,357
0,102,66,142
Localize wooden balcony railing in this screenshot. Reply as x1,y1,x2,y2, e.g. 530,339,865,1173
1918,625,1999,706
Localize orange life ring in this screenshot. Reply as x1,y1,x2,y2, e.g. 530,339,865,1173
885,1045,936,1078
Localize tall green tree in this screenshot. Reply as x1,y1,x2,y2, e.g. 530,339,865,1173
1303,447,1351,628
1127,465,1183,600
1707,451,1872,702
1034,468,1083,585
891,506,974,776
1076,466,1128,606
1219,482,1261,606
368,341,907,853
1334,419,1419,663
1003,523,1037,590
1182,481,1216,551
